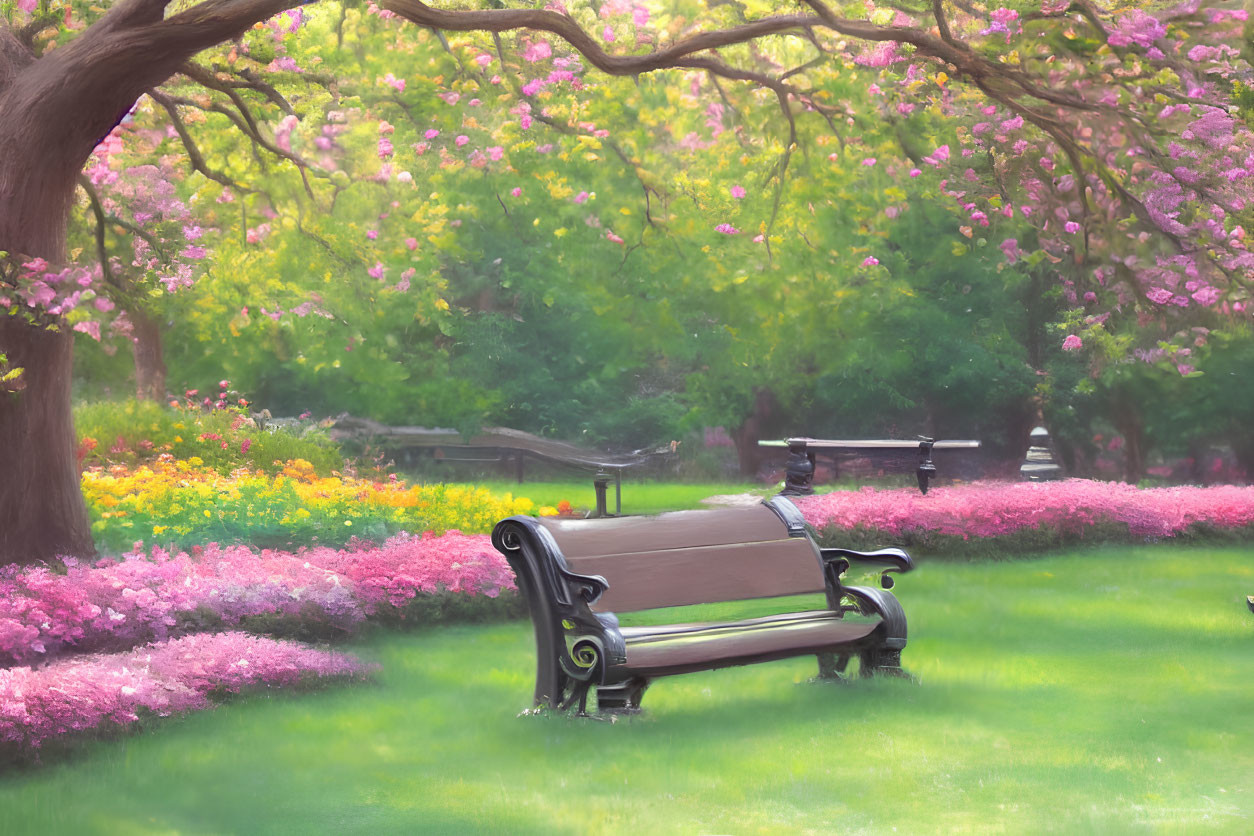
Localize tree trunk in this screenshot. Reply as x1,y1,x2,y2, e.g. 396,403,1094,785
131,309,167,402
0,316,96,563
1111,401,1146,484
0,3,290,564
729,388,777,478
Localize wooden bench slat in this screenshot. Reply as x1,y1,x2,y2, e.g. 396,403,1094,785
566,537,823,612
534,504,787,558
618,609,854,640
622,612,881,677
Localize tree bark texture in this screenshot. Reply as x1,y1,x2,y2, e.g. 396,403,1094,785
1111,400,1146,484
0,317,96,563
730,389,778,478
130,309,168,402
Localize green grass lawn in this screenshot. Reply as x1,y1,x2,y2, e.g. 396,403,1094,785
3,546,1253,834
441,479,774,515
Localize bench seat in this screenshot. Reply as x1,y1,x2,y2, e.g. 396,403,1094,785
619,611,882,677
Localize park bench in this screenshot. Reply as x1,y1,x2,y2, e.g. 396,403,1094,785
492,495,913,715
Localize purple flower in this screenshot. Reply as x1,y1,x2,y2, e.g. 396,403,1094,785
715,223,739,235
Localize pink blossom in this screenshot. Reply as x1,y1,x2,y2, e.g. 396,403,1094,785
523,41,552,63
267,57,302,73
574,191,590,204
510,187,522,198
909,168,922,178
862,158,877,167
1064,221,1082,234
923,145,949,166
606,231,625,244
405,237,418,250
475,54,493,67
861,256,880,267
602,25,616,42
366,230,379,240
455,135,469,147
1000,238,1019,263
424,129,440,140
73,321,102,341
1062,334,1083,351
730,185,746,199
715,223,739,235
0,633,370,750
368,262,386,280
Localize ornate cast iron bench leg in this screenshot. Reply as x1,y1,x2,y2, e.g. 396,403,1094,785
860,646,908,677
596,677,650,713
817,652,852,680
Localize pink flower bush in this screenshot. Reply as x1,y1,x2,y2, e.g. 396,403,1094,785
0,532,513,665
0,632,370,751
796,480,1254,549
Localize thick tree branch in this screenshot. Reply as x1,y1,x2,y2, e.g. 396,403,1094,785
384,0,820,74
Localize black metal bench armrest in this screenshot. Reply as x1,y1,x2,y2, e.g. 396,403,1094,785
819,547,913,596
556,565,610,607
820,547,914,574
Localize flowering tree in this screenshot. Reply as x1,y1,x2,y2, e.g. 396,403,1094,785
1,0,1251,563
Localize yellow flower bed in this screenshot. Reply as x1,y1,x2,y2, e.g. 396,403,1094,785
82,457,538,552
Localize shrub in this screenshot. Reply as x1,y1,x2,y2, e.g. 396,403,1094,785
0,532,515,666
798,479,1254,555
0,632,371,754
74,399,342,476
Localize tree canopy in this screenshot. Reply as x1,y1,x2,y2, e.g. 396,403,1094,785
1,0,1252,562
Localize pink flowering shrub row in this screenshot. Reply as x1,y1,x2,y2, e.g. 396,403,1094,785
796,480,1254,554
0,532,515,665
1,632,371,752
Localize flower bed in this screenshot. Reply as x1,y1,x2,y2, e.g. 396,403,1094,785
0,532,514,666
74,397,344,476
796,479,1254,554
83,458,538,551
1,632,372,753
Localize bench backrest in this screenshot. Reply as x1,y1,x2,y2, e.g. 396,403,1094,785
531,498,825,613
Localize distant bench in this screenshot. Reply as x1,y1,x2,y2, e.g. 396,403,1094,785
760,436,982,494
493,496,913,715
330,417,676,515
